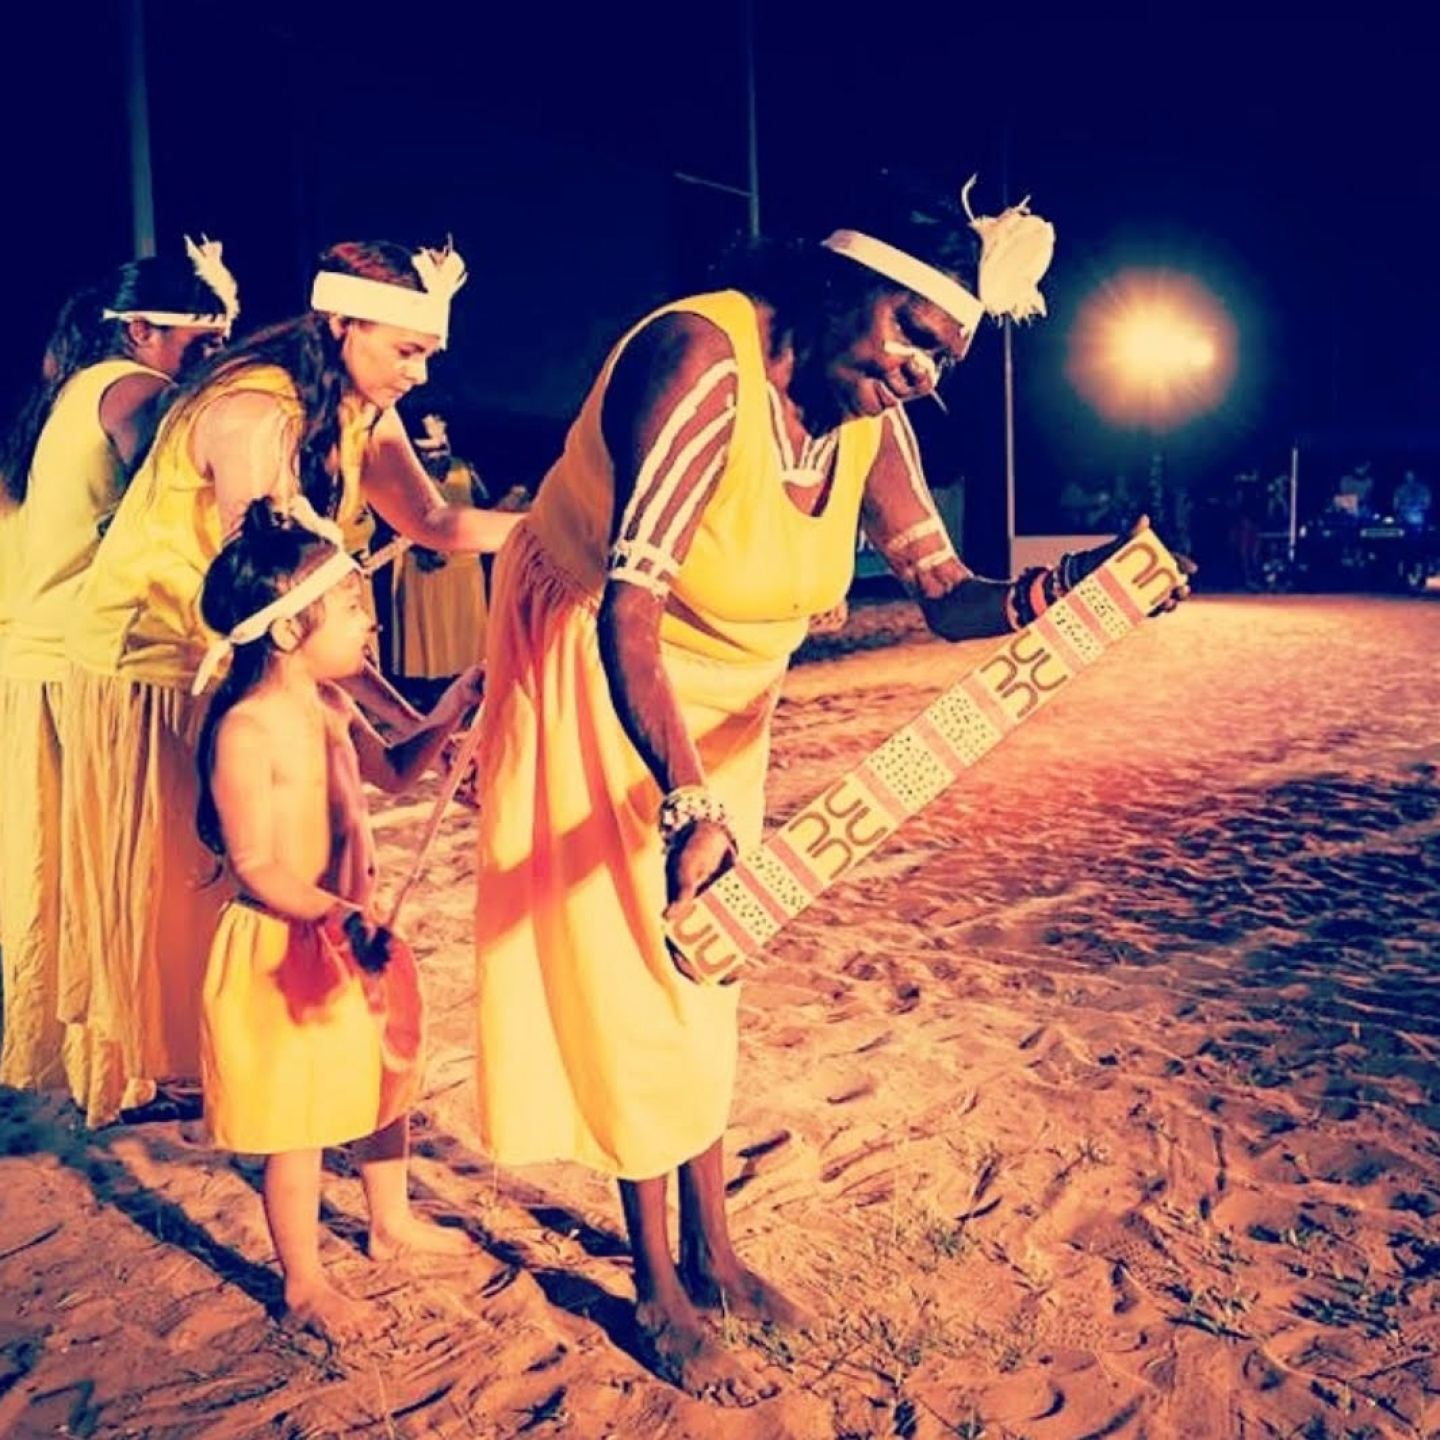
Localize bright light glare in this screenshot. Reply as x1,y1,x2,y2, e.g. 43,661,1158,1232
1067,270,1235,429
1112,311,1214,377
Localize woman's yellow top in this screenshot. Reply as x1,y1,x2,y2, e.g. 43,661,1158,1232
3,359,167,681
524,290,883,664
67,364,374,686
0,502,19,663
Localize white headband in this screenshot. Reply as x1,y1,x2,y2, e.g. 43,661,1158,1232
310,244,467,347
822,177,1056,334
823,229,984,333
103,235,241,338
191,547,358,696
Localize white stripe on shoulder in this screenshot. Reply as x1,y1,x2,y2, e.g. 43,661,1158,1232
620,400,734,551
614,361,736,538
645,443,729,558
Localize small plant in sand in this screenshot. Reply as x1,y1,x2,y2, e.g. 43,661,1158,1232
1293,1269,1405,1339
824,1289,967,1389
921,1213,976,1264
1172,1280,1256,1338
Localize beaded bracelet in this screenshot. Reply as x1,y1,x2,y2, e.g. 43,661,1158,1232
658,784,736,849
1007,566,1048,628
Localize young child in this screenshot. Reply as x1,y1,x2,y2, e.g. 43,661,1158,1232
194,500,482,1339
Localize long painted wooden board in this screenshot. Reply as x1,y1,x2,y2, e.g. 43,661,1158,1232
666,530,1183,983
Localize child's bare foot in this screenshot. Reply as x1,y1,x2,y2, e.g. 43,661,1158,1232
681,1256,810,1329
282,1277,385,1342
634,1292,772,1402
368,1212,475,1261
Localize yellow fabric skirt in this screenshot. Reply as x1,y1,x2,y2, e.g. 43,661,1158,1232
393,554,488,679
1,677,74,1091
58,669,232,1125
474,525,783,1180
0,674,127,1106
202,902,425,1153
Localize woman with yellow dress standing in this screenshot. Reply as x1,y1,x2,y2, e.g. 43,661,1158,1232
389,413,489,706
61,239,520,1126
472,176,1194,1396
0,241,238,1106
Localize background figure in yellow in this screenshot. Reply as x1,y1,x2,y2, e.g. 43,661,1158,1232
62,239,521,1127
389,413,489,706
474,176,1190,1396
0,242,237,1107
195,503,479,1340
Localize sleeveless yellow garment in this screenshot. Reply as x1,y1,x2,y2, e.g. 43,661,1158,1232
5,359,167,681
475,291,882,1178
0,360,163,1099
57,364,375,1126
527,289,881,661
0,501,19,915
67,364,373,684
393,462,488,678
0,500,21,660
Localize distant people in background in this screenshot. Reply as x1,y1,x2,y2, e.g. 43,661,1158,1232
1333,459,1375,518
389,414,491,707
1393,470,1432,530
1265,472,1290,527
1058,475,1118,533
493,481,535,512
1228,468,1265,590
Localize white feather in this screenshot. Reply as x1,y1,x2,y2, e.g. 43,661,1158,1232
184,234,240,326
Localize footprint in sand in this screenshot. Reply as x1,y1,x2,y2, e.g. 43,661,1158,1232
1110,1260,1142,1315
889,982,922,1015
826,1077,876,1105
726,1130,793,1197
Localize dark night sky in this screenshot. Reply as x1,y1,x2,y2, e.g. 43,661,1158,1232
4,4,1437,567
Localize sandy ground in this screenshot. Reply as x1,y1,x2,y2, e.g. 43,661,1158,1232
2,593,1439,1439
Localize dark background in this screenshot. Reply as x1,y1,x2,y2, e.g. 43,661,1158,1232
3,3,1437,573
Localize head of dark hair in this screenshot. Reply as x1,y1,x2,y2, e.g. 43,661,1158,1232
194,499,335,858
174,241,422,519
714,169,980,339
0,254,230,504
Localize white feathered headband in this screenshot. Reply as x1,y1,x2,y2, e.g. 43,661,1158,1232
103,234,241,336
822,176,1055,337
310,242,467,348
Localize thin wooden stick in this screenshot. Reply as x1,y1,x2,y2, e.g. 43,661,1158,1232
386,715,484,931
363,535,413,574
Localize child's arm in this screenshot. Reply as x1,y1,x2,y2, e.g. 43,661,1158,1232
344,667,485,794
211,710,356,924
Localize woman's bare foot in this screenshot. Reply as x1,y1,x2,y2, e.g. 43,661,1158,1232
681,1256,810,1329
368,1212,475,1261
282,1276,385,1342
634,1292,771,1402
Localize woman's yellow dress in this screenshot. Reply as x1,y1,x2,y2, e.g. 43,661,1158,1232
392,462,488,679
0,359,166,1102
62,365,374,1125
474,291,882,1179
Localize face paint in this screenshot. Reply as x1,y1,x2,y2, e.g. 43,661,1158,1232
882,341,949,412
